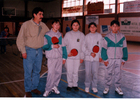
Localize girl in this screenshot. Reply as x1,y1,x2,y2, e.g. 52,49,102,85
64,19,85,91
82,22,102,93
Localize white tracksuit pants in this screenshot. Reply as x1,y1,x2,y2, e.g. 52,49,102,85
105,59,122,88
84,61,99,88
66,59,80,87
45,58,62,91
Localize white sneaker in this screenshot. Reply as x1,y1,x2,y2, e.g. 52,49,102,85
115,87,123,95
103,88,109,94
52,86,60,94
85,87,89,93
43,91,50,97
92,88,98,93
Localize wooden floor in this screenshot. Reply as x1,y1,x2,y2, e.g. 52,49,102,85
0,44,47,97
0,41,140,97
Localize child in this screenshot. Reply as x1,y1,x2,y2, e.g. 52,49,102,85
64,19,85,91
43,19,67,97
101,20,128,95
82,22,102,93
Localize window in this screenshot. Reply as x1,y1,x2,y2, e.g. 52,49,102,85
86,0,116,13
118,0,137,13
62,0,83,17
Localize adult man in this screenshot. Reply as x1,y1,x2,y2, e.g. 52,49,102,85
16,7,49,97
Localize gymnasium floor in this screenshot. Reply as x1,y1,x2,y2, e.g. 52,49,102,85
0,41,140,98
32,41,140,98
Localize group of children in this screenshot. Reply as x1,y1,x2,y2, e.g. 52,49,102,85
42,19,128,97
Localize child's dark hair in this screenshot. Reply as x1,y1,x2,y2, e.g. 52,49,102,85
110,20,120,26
32,7,44,18
88,22,97,28
52,19,60,24
71,19,80,27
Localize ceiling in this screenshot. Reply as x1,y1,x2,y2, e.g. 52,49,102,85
26,0,56,2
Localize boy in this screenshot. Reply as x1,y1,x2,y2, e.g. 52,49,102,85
43,19,67,97
101,20,128,95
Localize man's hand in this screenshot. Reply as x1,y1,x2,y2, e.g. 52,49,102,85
63,60,66,64
53,44,59,48
80,59,84,63
104,61,109,66
91,52,96,58
22,53,27,59
68,52,73,57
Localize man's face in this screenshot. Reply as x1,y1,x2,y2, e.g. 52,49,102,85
52,22,60,31
110,24,120,33
34,11,44,22
72,22,79,32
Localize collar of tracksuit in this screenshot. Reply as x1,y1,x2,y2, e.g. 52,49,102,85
50,28,60,35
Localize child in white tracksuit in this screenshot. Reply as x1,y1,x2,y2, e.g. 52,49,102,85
43,20,67,97
64,19,85,91
101,20,128,95
82,22,102,93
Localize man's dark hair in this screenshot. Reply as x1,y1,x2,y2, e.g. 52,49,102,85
52,19,60,25
88,22,97,28
110,20,120,26
71,19,80,27
32,7,44,18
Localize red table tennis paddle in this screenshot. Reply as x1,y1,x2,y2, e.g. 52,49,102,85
71,48,78,56
92,45,99,53
51,36,59,44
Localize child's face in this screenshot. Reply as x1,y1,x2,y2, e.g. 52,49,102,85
110,24,120,33
72,22,79,32
89,25,97,33
52,22,60,32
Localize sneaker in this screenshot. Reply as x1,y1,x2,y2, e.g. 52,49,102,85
67,87,72,91
85,87,89,93
115,87,123,95
43,91,50,97
92,88,98,93
52,86,60,94
72,87,79,91
103,88,109,94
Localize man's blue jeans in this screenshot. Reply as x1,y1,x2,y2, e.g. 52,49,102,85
23,46,43,92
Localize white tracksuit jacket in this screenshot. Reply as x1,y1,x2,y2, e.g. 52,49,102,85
64,30,85,60
82,32,103,61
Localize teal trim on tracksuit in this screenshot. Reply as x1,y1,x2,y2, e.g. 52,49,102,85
62,46,67,59
122,47,128,61
42,35,52,50
104,37,125,47
101,47,108,61
58,36,62,45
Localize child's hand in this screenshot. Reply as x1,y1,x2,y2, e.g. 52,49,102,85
68,52,73,57
91,52,96,58
22,53,27,59
121,62,125,65
80,59,84,63
53,44,59,48
99,58,102,62
63,60,66,64
104,61,109,66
